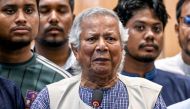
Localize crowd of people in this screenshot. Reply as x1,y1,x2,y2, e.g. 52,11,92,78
0,0,189,109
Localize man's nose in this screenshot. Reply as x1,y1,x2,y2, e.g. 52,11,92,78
48,11,59,25
15,10,27,25
96,38,108,53
144,29,155,41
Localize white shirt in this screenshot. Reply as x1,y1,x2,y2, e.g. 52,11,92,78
167,98,190,109
155,53,190,76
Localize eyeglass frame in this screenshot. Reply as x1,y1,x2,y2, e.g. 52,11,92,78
178,15,190,27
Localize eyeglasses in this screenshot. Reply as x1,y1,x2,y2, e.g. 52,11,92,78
179,16,190,27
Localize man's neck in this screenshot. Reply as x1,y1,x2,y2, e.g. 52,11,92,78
123,56,155,77
80,73,118,89
35,42,70,67
181,51,190,65
0,46,33,63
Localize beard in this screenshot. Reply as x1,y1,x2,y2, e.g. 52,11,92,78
36,37,68,48
0,38,31,50
125,47,158,63
184,48,190,56
179,39,190,56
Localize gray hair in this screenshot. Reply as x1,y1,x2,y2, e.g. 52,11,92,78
69,7,128,73
69,7,128,49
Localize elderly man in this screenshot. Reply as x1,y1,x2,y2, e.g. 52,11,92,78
31,7,166,109
114,0,190,106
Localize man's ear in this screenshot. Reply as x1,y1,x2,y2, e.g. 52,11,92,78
175,23,179,35
73,14,75,20
71,44,79,60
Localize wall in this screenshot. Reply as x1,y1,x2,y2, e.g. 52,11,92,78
74,0,180,58
162,0,180,58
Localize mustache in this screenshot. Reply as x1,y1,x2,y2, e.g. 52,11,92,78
11,26,32,32
44,25,64,33
139,43,159,50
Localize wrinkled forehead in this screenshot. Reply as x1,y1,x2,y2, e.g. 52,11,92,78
80,14,119,29
81,13,118,25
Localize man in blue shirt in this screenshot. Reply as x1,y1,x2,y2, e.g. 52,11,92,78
161,0,190,108
114,0,190,106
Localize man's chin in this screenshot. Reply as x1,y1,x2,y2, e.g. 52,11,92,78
0,41,31,50
37,38,67,47
134,55,156,63
92,66,111,74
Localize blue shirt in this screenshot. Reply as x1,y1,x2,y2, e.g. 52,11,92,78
121,67,190,106
0,76,25,109
31,80,166,109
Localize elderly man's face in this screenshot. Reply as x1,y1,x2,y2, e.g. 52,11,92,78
74,15,123,77
0,0,39,49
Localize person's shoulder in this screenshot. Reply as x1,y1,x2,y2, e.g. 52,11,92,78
168,98,190,109
0,76,16,87
0,76,21,94
0,77,24,109
35,53,72,78
119,74,162,91
155,54,179,66
47,75,81,88
158,69,190,80
155,53,185,75
157,69,190,86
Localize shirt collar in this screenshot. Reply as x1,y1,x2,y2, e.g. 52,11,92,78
121,67,157,80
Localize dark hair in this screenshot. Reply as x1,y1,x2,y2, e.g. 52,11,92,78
114,0,169,28
35,0,39,9
36,0,39,4
176,0,186,22
38,0,74,12
69,0,75,12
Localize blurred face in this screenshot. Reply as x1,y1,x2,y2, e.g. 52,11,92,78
0,0,39,49
74,15,123,78
176,1,190,56
125,8,164,62
37,0,73,47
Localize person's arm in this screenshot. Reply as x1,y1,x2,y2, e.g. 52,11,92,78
30,87,50,109
154,94,167,109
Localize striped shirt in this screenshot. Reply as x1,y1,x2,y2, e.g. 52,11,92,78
0,53,72,108
31,80,167,109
